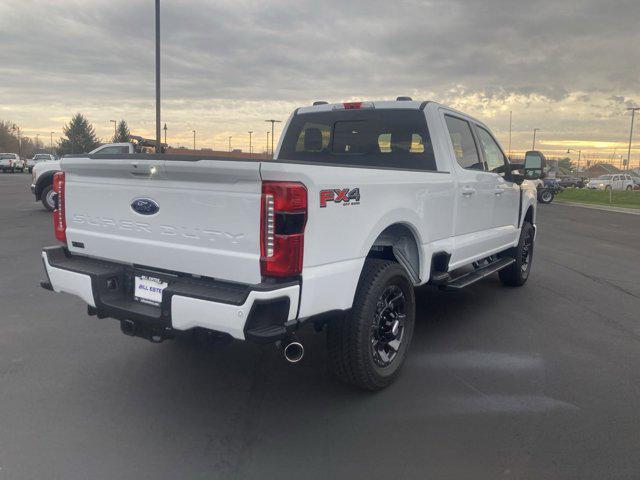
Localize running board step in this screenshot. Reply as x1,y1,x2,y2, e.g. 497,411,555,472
440,257,515,291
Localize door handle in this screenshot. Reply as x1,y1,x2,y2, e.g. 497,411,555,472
494,187,504,195
461,186,476,197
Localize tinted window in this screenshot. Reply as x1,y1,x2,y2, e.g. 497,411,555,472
476,126,508,176
444,115,482,170
97,146,128,154
279,109,437,171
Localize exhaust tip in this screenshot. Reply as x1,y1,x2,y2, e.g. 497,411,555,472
283,341,304,363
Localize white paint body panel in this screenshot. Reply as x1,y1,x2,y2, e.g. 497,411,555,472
61,158,263,284
42,251,96,307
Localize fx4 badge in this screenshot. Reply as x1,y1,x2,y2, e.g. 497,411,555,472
319,188,360,208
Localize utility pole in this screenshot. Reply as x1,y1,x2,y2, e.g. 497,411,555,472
228,136,232,152
248,131,253,155
266,131,270,155
626,107,639,171
508,110,512,159
163,123,167,145
110,120,117,139
532,128,540,150
155,0,161,153
50,132,54,154
265,119,282,157
192,130,196,150
567,149,582,171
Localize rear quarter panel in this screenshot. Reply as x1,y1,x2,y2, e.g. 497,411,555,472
260,161,455,318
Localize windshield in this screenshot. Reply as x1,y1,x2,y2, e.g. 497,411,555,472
279,109,437,171
596,175,613,180
34,155,50,160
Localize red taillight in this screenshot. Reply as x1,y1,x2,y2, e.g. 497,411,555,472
343,101,362,109
260,181,307,277
52,171,66,243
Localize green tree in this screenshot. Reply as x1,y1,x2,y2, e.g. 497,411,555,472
57,113,101,155
0,120,20,153
113,120,131,143
557,157,575,172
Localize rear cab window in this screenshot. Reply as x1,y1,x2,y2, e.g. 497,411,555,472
278,109,438,171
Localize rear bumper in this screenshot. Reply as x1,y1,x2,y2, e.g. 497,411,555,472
41,246,300,343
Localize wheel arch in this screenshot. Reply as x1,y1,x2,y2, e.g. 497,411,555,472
364,222,423,285
34,170,57,200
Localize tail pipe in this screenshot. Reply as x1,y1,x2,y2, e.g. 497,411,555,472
282,338,304,363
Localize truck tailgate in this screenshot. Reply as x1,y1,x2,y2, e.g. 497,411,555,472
62,157,262,284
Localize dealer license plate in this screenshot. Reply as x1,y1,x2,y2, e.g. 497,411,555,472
134,275,168,305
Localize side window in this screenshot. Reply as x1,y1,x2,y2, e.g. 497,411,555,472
444,115,483,170
476,126,508,177
96,146,124,155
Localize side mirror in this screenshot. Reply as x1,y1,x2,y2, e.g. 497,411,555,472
523,150,547,180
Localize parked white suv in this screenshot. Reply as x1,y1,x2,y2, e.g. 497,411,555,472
587,174,634,190
39,99,539,390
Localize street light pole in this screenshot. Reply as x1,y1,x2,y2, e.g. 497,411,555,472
508,110,512,159
626,107,639,171
265,119,282,157
50,132,54,154
163,123,167,145
110,120,117,139
155,0,161,153
228,136,232,152
248,131,253,155
192,130,196,150
532,128,540,150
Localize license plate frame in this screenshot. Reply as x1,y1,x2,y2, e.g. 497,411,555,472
134,275,169,306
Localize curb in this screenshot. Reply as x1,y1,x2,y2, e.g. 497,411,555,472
552,201,640,215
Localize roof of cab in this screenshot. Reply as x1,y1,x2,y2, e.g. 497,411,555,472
297,100,429,114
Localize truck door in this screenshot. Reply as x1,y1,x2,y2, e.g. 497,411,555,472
443,113,495,264
474,125,519,246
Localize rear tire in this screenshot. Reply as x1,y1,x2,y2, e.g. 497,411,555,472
327,259,415,391
499,222,535,287
41,184,56,211
626,185,633,191
538,189,554,204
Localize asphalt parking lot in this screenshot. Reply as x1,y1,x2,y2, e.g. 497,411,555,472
1,173,639,480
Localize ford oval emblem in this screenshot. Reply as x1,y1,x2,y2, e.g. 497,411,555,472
131,198,159,215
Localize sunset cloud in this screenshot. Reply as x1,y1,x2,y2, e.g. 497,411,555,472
0,0,638,162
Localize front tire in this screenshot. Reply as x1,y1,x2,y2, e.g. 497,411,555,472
327,259,415,391
499,222,535,287
626,185,633,191
41,184,56,211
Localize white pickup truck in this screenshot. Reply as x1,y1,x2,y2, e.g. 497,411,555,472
31,143,136,210
40,99,541,390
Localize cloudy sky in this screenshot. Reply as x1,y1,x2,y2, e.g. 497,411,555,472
1,0,639,164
